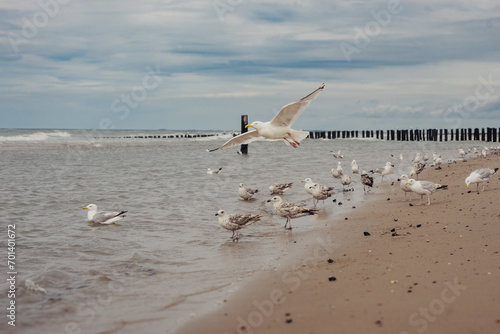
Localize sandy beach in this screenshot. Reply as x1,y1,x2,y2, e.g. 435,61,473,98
176,154,500,334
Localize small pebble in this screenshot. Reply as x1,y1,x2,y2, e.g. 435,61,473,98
345,217,348,220
328,276,337,281
332,199,336,203
390,228,396,232
352,206,356,208
285,318,293,324
394,219,398,222
416,224,422,227
363,232,371,236
327,259,334,263
409,203,413,207
387,198,390,201
391,232,398,237
338,201,343,205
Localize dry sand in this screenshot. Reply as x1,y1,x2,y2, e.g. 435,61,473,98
176,155,500,334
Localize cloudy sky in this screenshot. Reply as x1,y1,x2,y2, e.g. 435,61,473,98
1,0,499,130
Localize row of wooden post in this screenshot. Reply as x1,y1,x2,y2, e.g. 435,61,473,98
307,128,499,142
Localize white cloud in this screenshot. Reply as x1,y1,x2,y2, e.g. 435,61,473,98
0,0,499,129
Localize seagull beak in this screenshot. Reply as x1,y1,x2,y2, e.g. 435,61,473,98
215,213,219,216
245,124,253,128
466,185,469,189
267,199,271,202
405,183,409,186
83,207,88,210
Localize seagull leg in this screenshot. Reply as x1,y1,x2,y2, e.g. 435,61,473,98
287,133,301,147
284,138,298,148
426,194,431,206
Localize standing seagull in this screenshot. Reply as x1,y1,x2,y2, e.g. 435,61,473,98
208,84,325,152
267,196,318,229
83,204,127,225
238,183,258,200
301,178,316,196
215,210,261,241
432,153,443,170
341,174,352,191
413,153,422,163
331,161,343,179
360,171,374,193
302,178,332,208
370,162,394,182
351,160,359,174
410,163,426,180
398,174,414,202
465,168,499,193
406,179,448,206
309,183,334,209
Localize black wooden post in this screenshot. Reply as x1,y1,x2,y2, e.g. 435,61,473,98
241,115,248,154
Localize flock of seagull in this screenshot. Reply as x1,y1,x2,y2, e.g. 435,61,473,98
210,147,498,241
78,84,499,242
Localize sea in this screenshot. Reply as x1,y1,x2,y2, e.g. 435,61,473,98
0,128,487,334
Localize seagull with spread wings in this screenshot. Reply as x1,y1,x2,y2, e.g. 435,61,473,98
208,84,325,152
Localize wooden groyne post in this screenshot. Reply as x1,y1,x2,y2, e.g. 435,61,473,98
240,115,248,155
305,127,499,142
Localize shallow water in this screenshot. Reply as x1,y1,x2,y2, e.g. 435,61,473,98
0,129,485,333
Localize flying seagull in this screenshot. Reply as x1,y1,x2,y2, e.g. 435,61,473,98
208,84,325,152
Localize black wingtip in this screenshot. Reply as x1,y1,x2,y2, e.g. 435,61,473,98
437,185,448,190
207,148,219,153
494,167,499,173
117,211,128,217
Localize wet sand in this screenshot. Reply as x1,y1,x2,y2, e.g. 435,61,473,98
176,154,500,334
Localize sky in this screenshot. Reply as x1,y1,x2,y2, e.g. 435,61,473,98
1,0,499,131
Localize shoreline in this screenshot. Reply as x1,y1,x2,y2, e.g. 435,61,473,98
176,154,500,334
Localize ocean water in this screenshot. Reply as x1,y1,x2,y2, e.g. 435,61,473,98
0,129,486,334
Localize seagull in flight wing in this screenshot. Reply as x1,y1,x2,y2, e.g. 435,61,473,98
208,84,325,152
